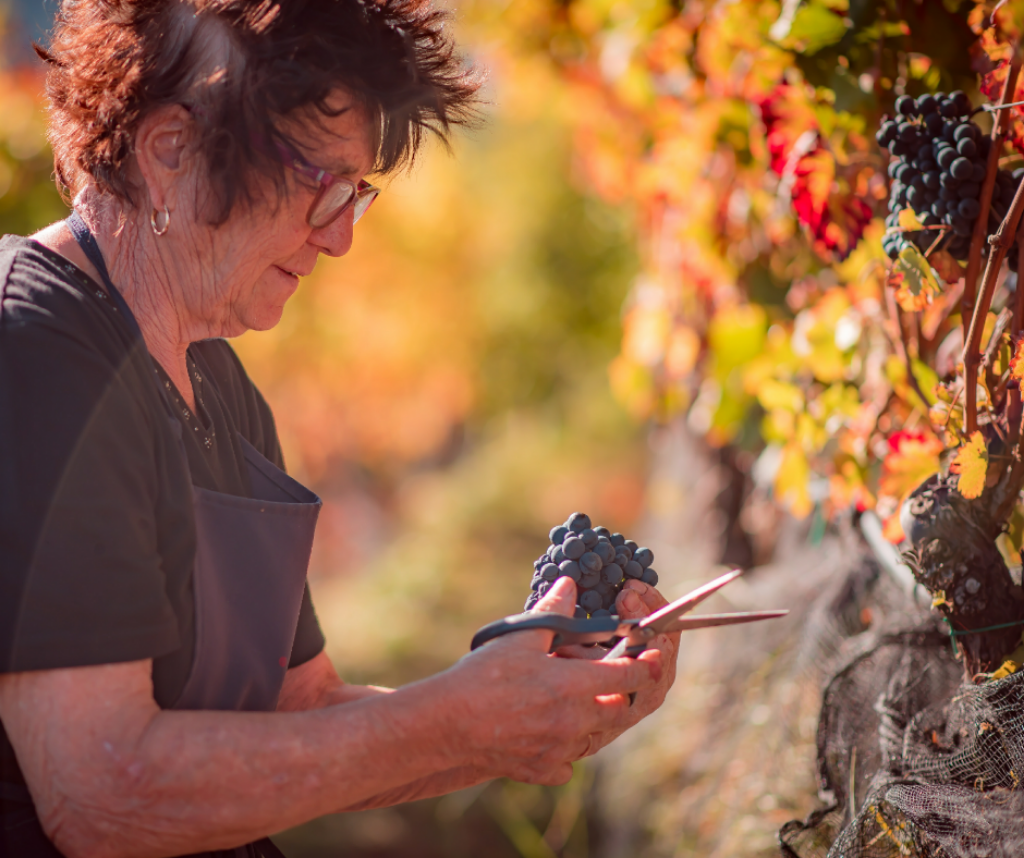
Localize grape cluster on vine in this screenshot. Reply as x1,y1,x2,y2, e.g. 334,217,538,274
877,91,1021,269
525,512,658,617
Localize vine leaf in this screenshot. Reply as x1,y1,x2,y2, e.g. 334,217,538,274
888,245,941,312
927,249,965,285
1010,340,1024,381
878,430,943,541
950,431,989,500
897,209,925,231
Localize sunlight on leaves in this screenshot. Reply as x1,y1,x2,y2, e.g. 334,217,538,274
950,431,989,500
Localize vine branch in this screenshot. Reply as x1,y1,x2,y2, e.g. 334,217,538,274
963,56,1022,434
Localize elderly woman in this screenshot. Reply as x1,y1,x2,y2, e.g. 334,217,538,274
0,2,680,857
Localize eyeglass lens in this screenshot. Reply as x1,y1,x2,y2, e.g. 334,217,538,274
309,183,379,228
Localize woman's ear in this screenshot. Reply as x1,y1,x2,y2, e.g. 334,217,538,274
134,104,192,212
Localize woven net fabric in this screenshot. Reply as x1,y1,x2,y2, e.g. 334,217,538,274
780,586,1024,858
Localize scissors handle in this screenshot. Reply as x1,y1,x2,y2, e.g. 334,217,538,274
470,613,627,651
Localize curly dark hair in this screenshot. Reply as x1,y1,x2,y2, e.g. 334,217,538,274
36,0,482,222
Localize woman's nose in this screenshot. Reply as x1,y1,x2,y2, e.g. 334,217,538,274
308,206,355,257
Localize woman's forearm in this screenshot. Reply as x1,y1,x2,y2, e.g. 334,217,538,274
2,663,465,858
339,766,493,812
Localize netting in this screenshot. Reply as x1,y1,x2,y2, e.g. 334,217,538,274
780,574,1024,858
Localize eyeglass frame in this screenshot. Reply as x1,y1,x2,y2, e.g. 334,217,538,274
273,140,379,229
180,102,380,229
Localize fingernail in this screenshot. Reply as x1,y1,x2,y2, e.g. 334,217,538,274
622,590,641,612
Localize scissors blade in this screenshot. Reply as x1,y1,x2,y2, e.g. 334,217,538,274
639,568,744,634
660,610,789,634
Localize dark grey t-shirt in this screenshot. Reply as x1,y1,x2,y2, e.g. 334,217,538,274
0,235,325,790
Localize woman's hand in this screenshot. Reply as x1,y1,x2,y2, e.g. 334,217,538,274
436,577,662,787
552,580,680,755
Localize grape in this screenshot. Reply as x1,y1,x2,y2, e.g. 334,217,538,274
559,560,582,582
524,512,662,617
958,182,980,200
925,112,944,135
950,157,973,180
603,564,623,585
896,95,917,116
957,138,977,158
591,608,612,618
641,568,659,587
574,606,588,619
918,93,938,115
958,198,980,219
563,536,586,559
594,541,616,564
567,512,591,532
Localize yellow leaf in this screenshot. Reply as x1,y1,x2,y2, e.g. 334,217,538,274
950,431,989,500
757,378,804,412
897,208,925,231
775,442,813,518
878,430,943,501
1011,340,1024,382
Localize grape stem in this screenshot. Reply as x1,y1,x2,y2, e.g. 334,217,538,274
963,55,1023,435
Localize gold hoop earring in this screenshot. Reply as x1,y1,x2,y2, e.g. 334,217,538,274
150,205,171,237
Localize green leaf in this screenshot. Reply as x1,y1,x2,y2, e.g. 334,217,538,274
785,5,849,55
888,244,942,312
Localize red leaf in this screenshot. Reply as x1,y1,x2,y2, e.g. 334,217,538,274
757,85,872,262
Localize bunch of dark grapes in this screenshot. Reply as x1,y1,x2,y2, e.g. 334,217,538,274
877,91,1022,270
525,512,658,618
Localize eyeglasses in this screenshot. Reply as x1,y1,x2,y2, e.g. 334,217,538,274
275,141,380,229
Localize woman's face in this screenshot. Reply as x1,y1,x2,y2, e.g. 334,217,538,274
169,93,376,338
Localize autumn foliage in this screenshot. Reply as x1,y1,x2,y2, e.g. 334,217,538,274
528,0,1024,550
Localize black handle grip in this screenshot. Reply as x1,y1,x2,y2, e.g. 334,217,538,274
470,613,624,651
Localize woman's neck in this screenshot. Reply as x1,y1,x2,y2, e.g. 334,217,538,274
32,199,198,411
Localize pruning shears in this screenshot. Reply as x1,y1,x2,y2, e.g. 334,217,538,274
470,569,788,700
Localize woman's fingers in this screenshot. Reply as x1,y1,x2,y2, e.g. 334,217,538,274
499,577,578,653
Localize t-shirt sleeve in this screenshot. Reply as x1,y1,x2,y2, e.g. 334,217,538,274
0,291,181,672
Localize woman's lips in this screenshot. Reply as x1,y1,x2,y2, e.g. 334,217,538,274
273,265,301,288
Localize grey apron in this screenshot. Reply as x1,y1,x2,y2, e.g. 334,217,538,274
0,214,320,857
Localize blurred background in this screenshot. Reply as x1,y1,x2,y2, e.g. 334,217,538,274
0,0,881,855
